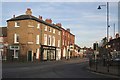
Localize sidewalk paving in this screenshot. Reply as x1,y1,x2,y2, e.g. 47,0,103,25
2,57,88,68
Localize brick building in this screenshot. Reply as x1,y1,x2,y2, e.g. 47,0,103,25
56,24,75,59
0,27,7,61
108,33,120,57
7,8,61,62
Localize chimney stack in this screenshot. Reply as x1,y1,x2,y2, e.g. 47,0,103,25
39,15,42,20
13,15,15,18
56,23,62,27
66,28,70,32
25,8,32,15
45,19,52,24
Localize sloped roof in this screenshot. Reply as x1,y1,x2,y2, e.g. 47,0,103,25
7,15,61,30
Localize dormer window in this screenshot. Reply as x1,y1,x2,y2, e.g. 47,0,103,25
15,22,20,27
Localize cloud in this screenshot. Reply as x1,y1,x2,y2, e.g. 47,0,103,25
1,2,118,47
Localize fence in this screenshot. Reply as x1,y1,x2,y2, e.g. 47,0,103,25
89,59,120,76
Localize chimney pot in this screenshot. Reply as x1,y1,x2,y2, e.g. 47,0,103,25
39,15,42,20
45,19,52,24
56,23,62,27
66,28,70,32
13,15,15,18
26,8,32,15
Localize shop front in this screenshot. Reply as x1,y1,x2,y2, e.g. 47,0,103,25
41,45,56,61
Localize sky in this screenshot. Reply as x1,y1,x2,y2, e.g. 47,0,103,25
1,1,119,48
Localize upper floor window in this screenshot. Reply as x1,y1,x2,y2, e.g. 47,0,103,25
44,26,47,31
63,31,64,35
68,41,69,45
53,29,55,34
68,34,70,38
44,34,47,45
49,27,51,32
37,23,40,29
63,40,64,45
48,35,51,46
15,22,20,27
58,31,60,35
52,36,55,46
36,35,39,44
14,33,19,43
58,40,60,47
28,22,34,27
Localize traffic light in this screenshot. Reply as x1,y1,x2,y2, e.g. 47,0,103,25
93,43,98,51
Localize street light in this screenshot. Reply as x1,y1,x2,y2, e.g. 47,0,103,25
97,2,110,72
97,2,110,43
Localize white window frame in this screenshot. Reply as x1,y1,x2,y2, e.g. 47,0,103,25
53,29,55,34
49,27,52,32
52,36,55,46
44,34,47,45
58,31,60,35
15,22,20,27
37,23,40,29
68,34,70,38
48,35,51,46
44,26,47,31
14,34,19,43
28,22,34,27
58,40,60,47
63,31,64,35
63,40,64,45
14,50,19,58
27,42,33,44
36,35,39,44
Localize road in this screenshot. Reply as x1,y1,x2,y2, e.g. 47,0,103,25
2,58,119,78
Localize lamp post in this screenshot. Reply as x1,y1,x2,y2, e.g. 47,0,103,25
98,2,110,72
98,2,110,44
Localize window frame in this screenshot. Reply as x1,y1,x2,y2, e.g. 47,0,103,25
53,29,55,34
15,22,20,27
37,23,40,29
44,26,47,31
36,35,40,44
44,34,47,45
14,33,19,43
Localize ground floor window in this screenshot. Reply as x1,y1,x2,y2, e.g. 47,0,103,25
43,49,56,61
14,50,19,58
43,50,47,60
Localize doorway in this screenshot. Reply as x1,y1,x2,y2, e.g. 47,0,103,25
28,51,32,61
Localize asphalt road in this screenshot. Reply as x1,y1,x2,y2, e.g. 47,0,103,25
2,58,119,78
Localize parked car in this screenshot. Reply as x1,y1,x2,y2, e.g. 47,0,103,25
112,57,120,62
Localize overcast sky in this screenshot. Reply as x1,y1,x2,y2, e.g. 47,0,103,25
1,1,119,48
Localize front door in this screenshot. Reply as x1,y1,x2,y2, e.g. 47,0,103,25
28,51,32,61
